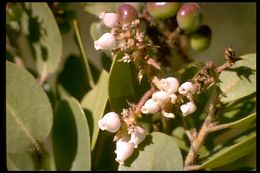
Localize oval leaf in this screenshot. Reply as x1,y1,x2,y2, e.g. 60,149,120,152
108,53,149,113
219,54,256,103
52,97,91,171
81,70,109,150
201,132,256,169
119,132,183,171
22,3,62,75
229,113,256,129
7,152,36,171
108,53,135,113
6,61,53,153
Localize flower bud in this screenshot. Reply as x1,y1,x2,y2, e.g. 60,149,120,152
98,112,121,133
94,33,116,50
152,90,170,108
115,136,135,165
180,102,197,117
162,110,175,118
178,81,197,95
129,126,146,148
99,12,118,28
141,98,160,114
160,77,180,94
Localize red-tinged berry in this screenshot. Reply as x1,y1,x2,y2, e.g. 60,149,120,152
147,2,180,19
117,4,138,24
177,3,203,32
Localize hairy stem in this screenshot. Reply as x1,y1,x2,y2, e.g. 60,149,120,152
215,62,231,74
184,165,201,171
184,92,218,167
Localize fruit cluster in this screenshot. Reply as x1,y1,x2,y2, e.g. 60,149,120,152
146,2,212,51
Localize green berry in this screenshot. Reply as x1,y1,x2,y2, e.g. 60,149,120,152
190,25,211,51
147,2,180,19
117,4,138,24
89,22,108,41
177,3,203,32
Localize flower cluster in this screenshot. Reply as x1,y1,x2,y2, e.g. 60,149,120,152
98,110,147,166
141,77,197,117
94,10,152,58
94,12,118,51
93,5,160,82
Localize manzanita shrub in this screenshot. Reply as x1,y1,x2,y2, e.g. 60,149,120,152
6,2,256,171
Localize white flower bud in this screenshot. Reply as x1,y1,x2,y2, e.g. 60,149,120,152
180,102,197,117
141,98,160,114
169,93,178,104
160,77,180,94
152,91,170,108
129,126,147,148
162,110,175,119
94,33,116,50
115,136,135,165
98,112,121,133
178,82,197,95
99,12,118,28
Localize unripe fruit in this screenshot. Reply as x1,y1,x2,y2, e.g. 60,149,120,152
147,2,180,19
177,3,203,32
117,4,138,24
89,22,107,41
190,25,211,51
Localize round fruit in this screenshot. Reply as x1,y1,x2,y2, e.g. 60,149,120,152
176,3,203,32
89,22,108,41
117,4,138,24
147,2,180,19
190,25,211,51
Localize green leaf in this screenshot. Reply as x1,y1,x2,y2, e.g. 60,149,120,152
6,61,53,153
22,3,62,75
52,97,91,171
7,152,36,171
221,92,256,120
118,132,183,171
108,53,149,113
171,126,189,152
201,132,256,169
108,52,135,112
218,53,256,103
229,113,256,129
81,70,109,150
